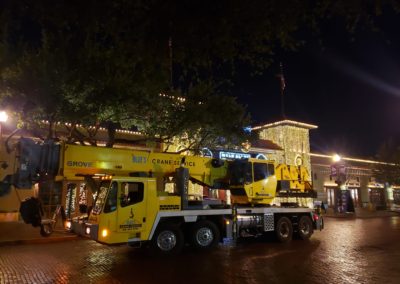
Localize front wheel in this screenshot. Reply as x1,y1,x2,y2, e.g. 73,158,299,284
275,216,293,243
152,224,184,255
40,223,53,237
191,220,220,250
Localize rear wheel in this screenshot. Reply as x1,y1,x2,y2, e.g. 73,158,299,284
40,223,53,237
297,216,313,240
152,224,184,255
275,216,293,242
191,220,220,250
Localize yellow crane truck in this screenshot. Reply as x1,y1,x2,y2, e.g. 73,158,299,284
3,138,323,254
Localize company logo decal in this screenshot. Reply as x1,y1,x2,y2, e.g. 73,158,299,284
66,161,93,167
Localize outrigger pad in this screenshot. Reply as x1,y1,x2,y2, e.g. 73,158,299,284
19,197,42,227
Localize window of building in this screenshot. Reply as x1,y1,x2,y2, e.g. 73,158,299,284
326,188,335,207
350,188,359,207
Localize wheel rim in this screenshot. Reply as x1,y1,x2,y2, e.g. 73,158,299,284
41,224,52,235
196,227,214,247
300,220,310,235
279,222,290,238
157,230,177,251
43,225,51,234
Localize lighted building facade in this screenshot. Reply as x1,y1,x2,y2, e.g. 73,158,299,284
253,120,317,174
253,119,397,212
310,154,389,212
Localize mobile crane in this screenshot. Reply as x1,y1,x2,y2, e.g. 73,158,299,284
2,137,323,254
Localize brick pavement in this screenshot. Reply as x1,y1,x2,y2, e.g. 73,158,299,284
323,207,399,218
2,216,400,284
0,221,77,246
1,217,400,284
0,239,123,284
0,210,399,283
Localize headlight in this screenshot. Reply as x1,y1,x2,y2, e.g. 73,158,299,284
65,221,72,230
101,229,108,238
85,226,91,235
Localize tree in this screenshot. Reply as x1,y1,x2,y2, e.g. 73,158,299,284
0,1,399,150
374,139,400,185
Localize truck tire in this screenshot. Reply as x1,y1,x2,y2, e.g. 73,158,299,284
297,216,313,240
152,224,184,254
191,220,220,250
40,223,53,237
276,216,293,243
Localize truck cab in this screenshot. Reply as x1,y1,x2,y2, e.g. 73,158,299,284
228,159,277,205
75,176,181,245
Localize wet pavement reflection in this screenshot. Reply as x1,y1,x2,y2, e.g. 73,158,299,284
1,216,400,284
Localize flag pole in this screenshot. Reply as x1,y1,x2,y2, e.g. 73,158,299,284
169,35,173,91
279,62,286,119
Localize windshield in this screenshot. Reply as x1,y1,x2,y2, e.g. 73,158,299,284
228,160,252,186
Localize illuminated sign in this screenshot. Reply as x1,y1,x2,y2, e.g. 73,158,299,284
219,151,251,160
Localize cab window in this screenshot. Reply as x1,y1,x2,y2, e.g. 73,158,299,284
120,182,144,207
268,163,275,175
103,182,118,213
253,163,268,182
245,163,252,183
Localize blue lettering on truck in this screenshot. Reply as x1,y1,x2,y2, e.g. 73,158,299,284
132,155,147,164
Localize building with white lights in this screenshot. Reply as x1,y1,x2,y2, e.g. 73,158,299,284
252,119,399,213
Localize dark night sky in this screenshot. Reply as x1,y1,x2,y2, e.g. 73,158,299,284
234,12,400,159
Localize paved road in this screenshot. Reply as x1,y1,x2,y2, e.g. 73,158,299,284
1,216,400,284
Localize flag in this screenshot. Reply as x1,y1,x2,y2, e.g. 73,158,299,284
278,62,286,119
280,73,286,91
279,62,286,92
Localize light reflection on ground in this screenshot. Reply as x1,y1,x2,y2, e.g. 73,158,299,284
1,216,400,284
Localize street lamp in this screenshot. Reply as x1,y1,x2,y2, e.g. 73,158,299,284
0,111,7,122
0,110,8,145
332,154,341,163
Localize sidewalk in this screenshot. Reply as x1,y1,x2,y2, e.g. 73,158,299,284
323,207,400,219
0,220,78,246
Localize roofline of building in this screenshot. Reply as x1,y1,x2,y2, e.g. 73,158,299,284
252,119,318,130
42,121,143,136
310,153,397,166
